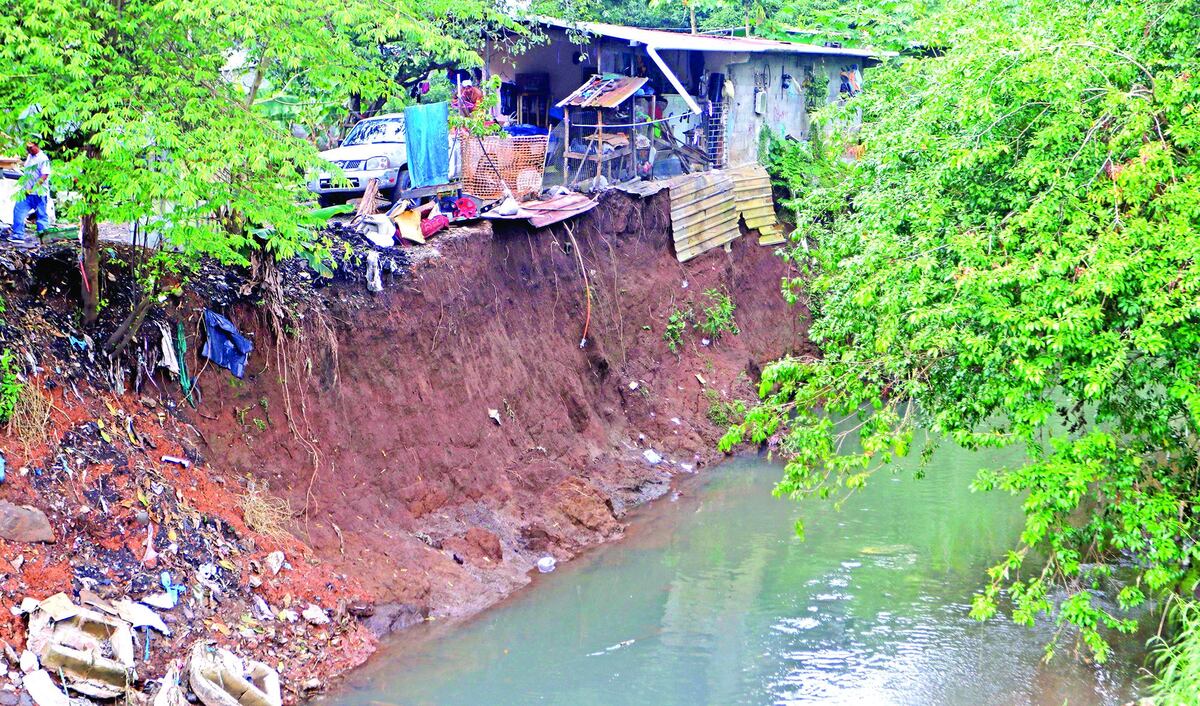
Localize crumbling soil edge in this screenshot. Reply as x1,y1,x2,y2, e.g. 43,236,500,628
194,191,811,682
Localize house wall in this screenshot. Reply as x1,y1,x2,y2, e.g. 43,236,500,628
715,53,857,167
487,28,871,168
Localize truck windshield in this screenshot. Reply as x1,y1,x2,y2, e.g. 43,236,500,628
343,118,405,146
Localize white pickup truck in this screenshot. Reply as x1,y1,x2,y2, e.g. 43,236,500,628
309,114,410,207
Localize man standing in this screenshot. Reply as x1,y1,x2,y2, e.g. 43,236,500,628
8,142,50,245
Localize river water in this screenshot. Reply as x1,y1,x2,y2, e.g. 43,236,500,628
332,449,1147,706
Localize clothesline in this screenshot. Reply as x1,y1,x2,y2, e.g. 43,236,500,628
566,113,696,130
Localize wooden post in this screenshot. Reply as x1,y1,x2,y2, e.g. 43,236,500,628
563,107,571,186
595,111,604,182
649,95,658,178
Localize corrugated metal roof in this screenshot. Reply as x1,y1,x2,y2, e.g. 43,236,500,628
557,75,650,109
538,17,894,60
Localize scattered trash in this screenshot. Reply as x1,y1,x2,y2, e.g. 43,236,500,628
488,409,502,426
143,523,159,567
161,455,191,468
26,593,135,699
670,417,682,426
251,596,273,621
0,501,55,543
0,451,5,484
264,550,285,576
201,309,254,379
113,599,171,635
301,605,330,625
23,670,69,706
19,649,37,673
701,338,711,346
188,642,282,706
365,251,383,293
152,663,188,706
361,215,397,248
628,381,639,391
536,556,557,573
642,449,663,465
695,373,707,386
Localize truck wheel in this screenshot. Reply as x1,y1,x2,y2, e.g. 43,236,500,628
317,193,339,208
390,169,413,206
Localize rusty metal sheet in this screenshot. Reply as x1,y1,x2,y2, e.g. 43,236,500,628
481,193,599,229
558,75,649,109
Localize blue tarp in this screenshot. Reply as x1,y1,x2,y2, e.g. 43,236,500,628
403,102,450,188
201,309,254,379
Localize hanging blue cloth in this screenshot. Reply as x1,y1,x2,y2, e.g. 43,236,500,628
403,102,450,188
201,309,254,379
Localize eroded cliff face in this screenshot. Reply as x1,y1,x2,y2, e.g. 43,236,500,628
195,191,808,633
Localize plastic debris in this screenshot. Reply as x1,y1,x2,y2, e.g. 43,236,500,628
152,663,188,706
264,551,285,576
188,642,282,706
536,556,557,573
361,215,397,248
302,605,330,625
26,594,135,699
161,455,191,468
113,599,171,635
24,670,69,706
642,449,663,465
365,251,383,293
201,309,255,379
488,409,502,426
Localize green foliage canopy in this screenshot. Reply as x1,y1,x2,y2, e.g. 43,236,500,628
727,0,1200,661
0,0,514,295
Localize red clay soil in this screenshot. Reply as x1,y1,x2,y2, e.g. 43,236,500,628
194,191,810,648
0,378,377,702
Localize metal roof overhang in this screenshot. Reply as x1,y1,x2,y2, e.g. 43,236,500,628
536,17,895,60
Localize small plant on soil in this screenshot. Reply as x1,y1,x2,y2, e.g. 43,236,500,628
0,349,22,424
664,306,694,353
699,289,739,341
704,388,747,428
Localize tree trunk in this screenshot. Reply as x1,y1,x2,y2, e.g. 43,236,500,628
246,53,271,108
80,211,101,326
690,2,697,33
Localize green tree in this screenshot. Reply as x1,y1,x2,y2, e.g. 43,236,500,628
0,0,513,325
729,0,1200,668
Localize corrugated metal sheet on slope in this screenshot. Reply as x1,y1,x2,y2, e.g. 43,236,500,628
667,171,741,263
728,165,786,245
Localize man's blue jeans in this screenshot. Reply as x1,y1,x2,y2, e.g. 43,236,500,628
12,193,49,239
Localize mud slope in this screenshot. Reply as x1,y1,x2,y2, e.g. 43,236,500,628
196,192,808,632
